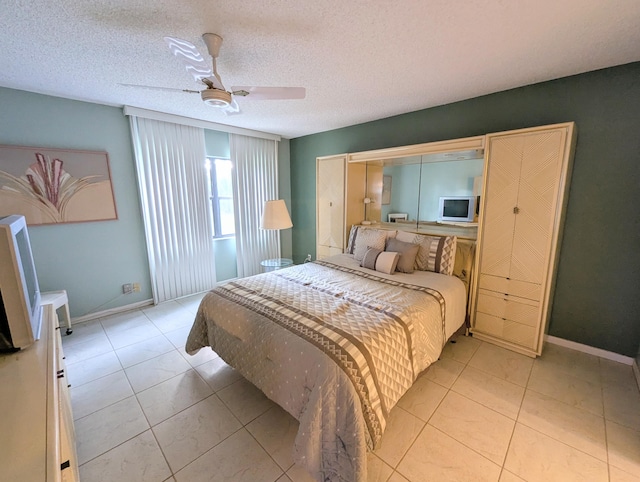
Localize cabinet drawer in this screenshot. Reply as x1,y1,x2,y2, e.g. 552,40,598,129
476,289,539,327
474,312,537,350
479,274,541,301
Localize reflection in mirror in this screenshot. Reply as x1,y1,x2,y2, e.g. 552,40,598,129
417,153,484,223
371,156,421,228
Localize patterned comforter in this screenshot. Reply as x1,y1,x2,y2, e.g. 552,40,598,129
186,255,466,481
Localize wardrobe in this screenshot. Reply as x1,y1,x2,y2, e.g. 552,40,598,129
471,123,576,356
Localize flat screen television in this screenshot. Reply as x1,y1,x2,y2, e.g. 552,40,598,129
437,196,476,223
0,215,42,351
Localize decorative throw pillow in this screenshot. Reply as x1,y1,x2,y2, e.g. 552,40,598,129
347,226,396,255
346,225,359,254
385,238,420,274
360,247,400,274
353,229,387,262
375,251,400,274
395,231,457,275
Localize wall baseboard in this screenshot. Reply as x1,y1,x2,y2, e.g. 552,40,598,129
72,299,154,324
545,335,634,365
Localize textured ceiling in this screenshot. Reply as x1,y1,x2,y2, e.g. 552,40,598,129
2,0,639,139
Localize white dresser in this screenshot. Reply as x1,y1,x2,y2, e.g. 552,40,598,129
0,304,79,481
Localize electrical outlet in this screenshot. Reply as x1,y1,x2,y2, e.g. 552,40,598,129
122,283,133,294
132,282,141,293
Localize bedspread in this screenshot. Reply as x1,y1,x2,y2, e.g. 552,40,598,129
186,257,463,481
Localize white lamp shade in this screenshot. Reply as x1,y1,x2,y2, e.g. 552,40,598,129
261,200,293,230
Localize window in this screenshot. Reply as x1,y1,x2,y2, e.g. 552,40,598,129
207,158,235,238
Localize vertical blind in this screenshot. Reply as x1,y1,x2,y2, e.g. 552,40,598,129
230,133,280,277
129,116,216,303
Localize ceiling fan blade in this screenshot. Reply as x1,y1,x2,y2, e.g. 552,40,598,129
119,83,200,94
164,36,213,83
231,86,306,100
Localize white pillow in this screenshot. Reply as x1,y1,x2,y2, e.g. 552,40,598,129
353,229,387,262
375,251,400,274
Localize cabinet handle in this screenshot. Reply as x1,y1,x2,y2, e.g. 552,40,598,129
329,202,332,207
61,460,70,471
56,369,64,375
513,206,520,214
57,373,65,379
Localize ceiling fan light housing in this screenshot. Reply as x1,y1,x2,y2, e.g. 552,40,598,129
201,89,232,107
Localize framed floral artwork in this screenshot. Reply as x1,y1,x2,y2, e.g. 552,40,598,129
0,145,118,225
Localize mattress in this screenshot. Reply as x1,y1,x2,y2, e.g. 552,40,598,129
186,254,466,481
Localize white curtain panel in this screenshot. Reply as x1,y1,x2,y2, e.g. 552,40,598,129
230,133,280,277
129,116,216,303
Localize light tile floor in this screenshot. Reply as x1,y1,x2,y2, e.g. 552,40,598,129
63,294,640,482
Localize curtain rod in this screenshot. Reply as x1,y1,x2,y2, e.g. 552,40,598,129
123,106,281,141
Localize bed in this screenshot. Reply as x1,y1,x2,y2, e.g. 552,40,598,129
186,229,474,482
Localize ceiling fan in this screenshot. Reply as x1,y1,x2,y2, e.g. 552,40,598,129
121,33,305,115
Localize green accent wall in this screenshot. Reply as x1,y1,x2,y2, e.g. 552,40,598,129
278,139,293,259
290,62,640,357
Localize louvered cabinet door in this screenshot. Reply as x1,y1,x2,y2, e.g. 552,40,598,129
317,156,346,258
480,135,522,279
511,129,566,284
472,123,575,357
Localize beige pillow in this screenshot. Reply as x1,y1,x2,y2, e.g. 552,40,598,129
385,238,419,274
395,231,457,275
347,226,397,255
353,229,387,262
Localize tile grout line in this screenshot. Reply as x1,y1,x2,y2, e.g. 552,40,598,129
498,350,535,480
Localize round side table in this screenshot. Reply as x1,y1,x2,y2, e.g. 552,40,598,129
260,258,294,272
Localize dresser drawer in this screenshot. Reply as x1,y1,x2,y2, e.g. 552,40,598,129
476,289,540,327
479,274,541,301
474,312,538,351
